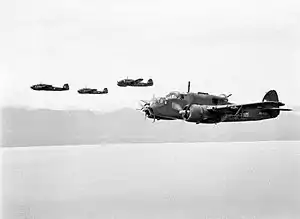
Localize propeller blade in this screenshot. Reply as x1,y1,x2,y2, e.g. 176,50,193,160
151,94,156,102
179,110,186,115
140,100,149,104
171,102,183,111
220,93,232,98
152,113,156,123
138,100,150,110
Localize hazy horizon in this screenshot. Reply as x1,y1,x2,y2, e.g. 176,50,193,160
2,106,300,147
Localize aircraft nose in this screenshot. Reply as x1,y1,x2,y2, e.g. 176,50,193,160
148,106,154,115
149,100,156,108
144,106,156,119
149,102,160,113
149,102,160,114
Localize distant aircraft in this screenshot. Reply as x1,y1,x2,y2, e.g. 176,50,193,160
78,87,108,94
31,83,69,91
138,81,292,124
117,78,153,87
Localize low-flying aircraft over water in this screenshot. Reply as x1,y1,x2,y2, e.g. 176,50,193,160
31,83,69,91
117,78,153,87
78,87,108,94
139,82,292,124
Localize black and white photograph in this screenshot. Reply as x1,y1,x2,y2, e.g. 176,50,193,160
1,0,300,218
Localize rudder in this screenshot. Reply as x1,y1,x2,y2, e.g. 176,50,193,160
263,90,280,118
63,84,69,90
147,79,153,85
263,90,278,102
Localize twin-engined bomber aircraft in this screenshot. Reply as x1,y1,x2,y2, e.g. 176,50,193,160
117,78,153,87
78,87,108,94
31,83,69,91
139,82,292,124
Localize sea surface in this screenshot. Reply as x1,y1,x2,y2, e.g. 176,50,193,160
2,141,300,219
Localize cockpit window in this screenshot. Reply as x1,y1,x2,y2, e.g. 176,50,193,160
151,97,167,105
165,92,181,100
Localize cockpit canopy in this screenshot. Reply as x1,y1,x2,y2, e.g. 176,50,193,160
165,91,185,100
149,91,185,106
166,91,180,99
151,97,166,105
36,84,51,87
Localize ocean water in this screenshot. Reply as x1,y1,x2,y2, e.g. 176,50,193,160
2,141,300,219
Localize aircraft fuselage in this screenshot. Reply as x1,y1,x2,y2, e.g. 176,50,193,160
141,90,290,124
31,84,69,91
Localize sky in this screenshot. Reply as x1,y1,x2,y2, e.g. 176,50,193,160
1,0,300,112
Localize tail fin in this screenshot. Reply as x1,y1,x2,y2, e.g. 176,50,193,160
263,90,278,102
63,84,69,90
263,90,281,118
103,88,108,93
147,79,153,85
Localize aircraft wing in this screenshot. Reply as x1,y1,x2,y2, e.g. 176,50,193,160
207,101,291,115
134,78,143,83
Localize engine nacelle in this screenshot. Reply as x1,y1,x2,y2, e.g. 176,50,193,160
182,105,211,123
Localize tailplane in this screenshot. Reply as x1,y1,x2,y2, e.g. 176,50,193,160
103,88,108,93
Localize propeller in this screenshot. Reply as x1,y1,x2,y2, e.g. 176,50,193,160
136,101,149,111
220,93,232,98
136,100,153,121
219,93,232,103
137,94,158,122
172,102,182,112
151,94,157,103
140,99,150,105
171,102,190,119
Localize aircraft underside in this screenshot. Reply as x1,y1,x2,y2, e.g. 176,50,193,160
195,109,277,124
34,87,65,91
148,109,278,124
130,84,152,87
